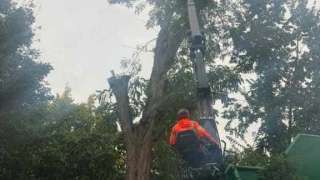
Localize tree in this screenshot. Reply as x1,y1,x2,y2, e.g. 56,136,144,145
104,0,243,179
28,90,125,180
0,0,52,116
225,0,320,154
0,86,126,179
108,32,185,180
0,1,53,178
0,0,52,172
0,0,52,150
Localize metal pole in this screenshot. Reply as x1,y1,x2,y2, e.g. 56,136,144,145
187,0,222,149
187,0,201,37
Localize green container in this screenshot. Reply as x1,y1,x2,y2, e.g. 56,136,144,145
285,134,320,180
225,165,262,180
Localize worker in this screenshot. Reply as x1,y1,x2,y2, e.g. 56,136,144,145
169,108,221,168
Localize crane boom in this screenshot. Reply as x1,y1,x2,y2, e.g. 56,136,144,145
187,0,222,151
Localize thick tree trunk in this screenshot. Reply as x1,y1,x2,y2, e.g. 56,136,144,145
126,133,153,180
109,23,186,180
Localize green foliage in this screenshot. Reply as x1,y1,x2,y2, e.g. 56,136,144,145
226,0,320,154
0,0,52,116
1,87,126,179
151,140,183,180
27,133,124,180
235,148,269,167
0,1,53,178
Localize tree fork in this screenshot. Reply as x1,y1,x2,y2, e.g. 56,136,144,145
108,24,185,180
108,75,153,180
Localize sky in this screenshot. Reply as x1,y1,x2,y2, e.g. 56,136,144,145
32,0,157,102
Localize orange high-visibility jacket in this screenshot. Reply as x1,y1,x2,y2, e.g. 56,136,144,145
169,118,219,146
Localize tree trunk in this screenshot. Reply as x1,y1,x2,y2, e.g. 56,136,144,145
126,133,153,180
109,75,153,180
109,23,186,180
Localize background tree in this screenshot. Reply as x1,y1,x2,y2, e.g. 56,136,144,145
0,1,52,177
27,89,125,180
1,86,126,179
225,0,320,154
0,0,52,116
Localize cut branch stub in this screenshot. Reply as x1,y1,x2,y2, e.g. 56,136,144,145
108,75,132,133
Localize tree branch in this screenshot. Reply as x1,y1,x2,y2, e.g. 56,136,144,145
141,24,186,125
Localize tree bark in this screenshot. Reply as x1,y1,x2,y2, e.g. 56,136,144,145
108,24,186,180
141,25,186,124
126,130,153,180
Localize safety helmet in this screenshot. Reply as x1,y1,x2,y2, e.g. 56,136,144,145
177,108,190,120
